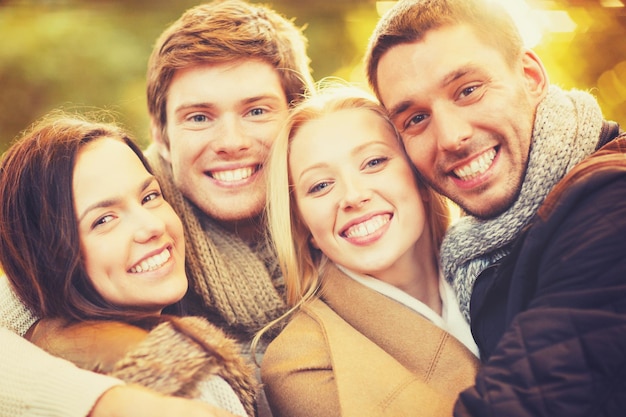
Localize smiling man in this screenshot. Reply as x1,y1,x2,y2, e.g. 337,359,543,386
366,0,626,416
142,0,313,354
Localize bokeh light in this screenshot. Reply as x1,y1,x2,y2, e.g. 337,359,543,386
0,0,624,152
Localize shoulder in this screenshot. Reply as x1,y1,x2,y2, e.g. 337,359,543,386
538,136,626,222
264,299,332,361
518,138,626,292
261,300,335,394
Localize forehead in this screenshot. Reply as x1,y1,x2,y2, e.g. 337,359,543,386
289,108,397,162
166,60,288,110
73,138,147,208
377,24,505,108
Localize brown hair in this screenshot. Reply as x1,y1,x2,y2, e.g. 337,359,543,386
0,112,156,322
365,0,523,99
147,0,315,146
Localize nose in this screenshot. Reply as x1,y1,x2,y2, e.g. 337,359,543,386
434,108,472,152
339,175,372,210
133,208,166,243
210,114,253,155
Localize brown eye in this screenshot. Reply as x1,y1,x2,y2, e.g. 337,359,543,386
142,191,162,204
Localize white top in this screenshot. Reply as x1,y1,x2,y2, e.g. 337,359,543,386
0,275,37,336
196,375,247,417
336,264,480,358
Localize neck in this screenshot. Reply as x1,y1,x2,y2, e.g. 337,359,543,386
399,256,442,315
375,243,442,315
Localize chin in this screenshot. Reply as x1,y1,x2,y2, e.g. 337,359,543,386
211,203,264,223
464,196,516,219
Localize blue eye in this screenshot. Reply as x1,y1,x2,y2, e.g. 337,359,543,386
366,157,388,168
190,114,208,123
249,108,265,116
308,181,330,194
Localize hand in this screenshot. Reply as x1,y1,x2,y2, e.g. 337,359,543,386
90,385,239,417
27,319,148,373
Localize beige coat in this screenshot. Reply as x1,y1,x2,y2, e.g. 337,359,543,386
262,264,479,417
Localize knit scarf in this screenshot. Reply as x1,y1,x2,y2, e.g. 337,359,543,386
145,146,287,335
441,86,604,322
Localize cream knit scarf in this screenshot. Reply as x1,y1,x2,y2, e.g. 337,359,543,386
145,146,287,334
441,86,604,322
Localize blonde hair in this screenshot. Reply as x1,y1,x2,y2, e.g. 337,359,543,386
253,83,451,350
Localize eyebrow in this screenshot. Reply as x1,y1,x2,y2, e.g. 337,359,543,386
77,176,155,223
386,66,472,121
174,94,285,116
295,140,390,183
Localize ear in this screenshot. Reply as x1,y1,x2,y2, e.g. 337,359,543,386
520,49,549,104
150,117,172,163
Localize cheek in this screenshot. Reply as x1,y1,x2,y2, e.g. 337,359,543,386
255,124,282,150
82,251,109,297
297,203,331,245
169,136,204,165
403,141,431,172
82,241,111,280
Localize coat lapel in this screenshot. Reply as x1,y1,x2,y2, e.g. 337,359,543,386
319,264,479,392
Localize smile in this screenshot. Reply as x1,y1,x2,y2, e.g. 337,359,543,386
342,214,391,239
453,148,496,181
129,248,171,273
209,165,259,182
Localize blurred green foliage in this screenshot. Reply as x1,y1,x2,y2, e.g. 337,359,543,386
0,0,625,154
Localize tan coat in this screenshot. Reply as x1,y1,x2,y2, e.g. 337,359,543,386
262,264,479,417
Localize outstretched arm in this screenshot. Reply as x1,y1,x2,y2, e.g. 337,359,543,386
1,328,238,417
0,327,121,417
91,385,239,417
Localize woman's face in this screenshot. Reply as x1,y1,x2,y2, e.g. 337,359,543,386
289,108,431,283
73,137,187,314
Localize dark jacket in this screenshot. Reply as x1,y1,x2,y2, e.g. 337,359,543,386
456,124,626,416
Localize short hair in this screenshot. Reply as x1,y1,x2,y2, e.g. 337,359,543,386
0,112,154,322
147,0,315,145
265,83,450,308
365,0,524,99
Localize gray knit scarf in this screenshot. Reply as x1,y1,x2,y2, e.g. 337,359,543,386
441,86,604,322
145,146,287,334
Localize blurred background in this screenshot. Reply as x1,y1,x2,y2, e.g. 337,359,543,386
1,0,625,152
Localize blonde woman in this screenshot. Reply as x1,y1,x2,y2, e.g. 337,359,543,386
258,85,480,417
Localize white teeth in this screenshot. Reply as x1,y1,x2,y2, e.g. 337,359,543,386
344,215,390,238
129,248,171,273
453,149,496,180
212,167,255,182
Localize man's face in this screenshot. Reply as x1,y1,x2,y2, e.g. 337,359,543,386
377,24,546,219
158,60,289,225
